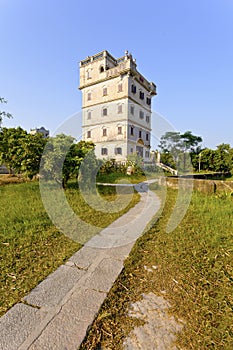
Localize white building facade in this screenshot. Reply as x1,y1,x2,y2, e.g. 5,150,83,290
79,50,156,162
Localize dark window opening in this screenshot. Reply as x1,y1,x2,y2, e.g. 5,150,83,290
118,126,122,134
131,84,136,93
146,97,151,105
115,147,122,155
101,148,108,155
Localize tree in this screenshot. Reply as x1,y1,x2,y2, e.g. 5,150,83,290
0,97,12,127
0,127,27,172
0,127,47,177
180,131,203,153
41,135,96,187
19,133,47,179
158,130,203,172
213,143,232,172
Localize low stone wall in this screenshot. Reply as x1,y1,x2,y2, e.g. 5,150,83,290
164,177,233,194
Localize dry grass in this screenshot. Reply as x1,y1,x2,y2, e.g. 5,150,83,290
80,188,233,350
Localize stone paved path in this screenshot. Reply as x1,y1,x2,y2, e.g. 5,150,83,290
0,181,160,350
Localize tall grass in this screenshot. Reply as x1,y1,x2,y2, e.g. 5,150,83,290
0,181,139,316
80,189,233,350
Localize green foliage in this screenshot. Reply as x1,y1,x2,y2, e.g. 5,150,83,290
158,130,202,173
0,127,47,178
41,135,96,187
196,144,233,173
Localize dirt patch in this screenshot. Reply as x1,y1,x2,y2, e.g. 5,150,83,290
123,292,184,350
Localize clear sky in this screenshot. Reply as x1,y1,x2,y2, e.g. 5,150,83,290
1,0,233,149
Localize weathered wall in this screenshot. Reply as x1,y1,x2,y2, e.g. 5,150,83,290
164,177,233,194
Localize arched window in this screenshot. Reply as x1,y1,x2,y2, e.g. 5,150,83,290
99,66,104,73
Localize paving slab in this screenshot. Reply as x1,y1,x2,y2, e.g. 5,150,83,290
0,303,42,350
27,289,107,350
23,264,86,308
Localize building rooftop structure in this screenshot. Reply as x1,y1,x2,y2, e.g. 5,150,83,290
79,50,157,162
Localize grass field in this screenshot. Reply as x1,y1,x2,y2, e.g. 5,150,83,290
0,180,140,317
80,188,233,350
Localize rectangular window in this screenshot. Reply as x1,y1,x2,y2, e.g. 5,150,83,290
103,128,107,136
146,115,150,123
87,92,91,101
118,126,122,134
103,108,107,116
101,148,108,155
130,126,134,135
118,104,123,113
115,147,122,155
87,69,91,79
87,130,91,138
139,130,142,138
118,83,122,92
139,111,144,119
131,84,136,93
146,97,151,105
87,111,91,120
145,151,150,158
139,91,144,100
103,87,107,96
146,133,149,141
130,105,134,115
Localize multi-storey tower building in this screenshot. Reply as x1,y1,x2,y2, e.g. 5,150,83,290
79,50,156,162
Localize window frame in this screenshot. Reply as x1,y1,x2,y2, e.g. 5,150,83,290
103,87,107,96
115,147,122,155
103,128,107,137
102,107,108,116
118,83,123,92
118,126,122,135
139,110,144,119
130,105,134,115
101,148,108,156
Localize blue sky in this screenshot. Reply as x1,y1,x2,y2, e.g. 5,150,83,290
1,0,232,149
